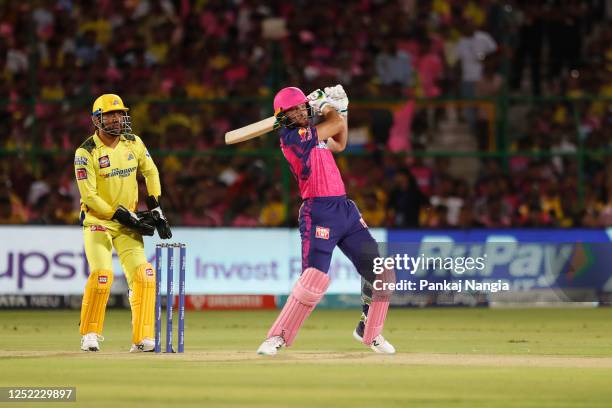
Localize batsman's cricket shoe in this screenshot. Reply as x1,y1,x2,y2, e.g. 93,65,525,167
256,336,285,355
353,321,396,354
80,333,104,352
130,338,155,353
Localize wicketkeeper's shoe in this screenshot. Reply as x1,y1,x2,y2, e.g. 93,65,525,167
353,322,396,354
80,333,104,352
256,336,285,355
129,338,155,353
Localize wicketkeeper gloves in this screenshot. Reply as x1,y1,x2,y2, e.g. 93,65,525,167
145,195,173,239
112,205,155,236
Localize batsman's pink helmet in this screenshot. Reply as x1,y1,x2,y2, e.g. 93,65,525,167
273,87,307,115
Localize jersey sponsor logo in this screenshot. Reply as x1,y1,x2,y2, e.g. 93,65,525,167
76,168,87,180
315,226,330,240
359,217,368,228
99,155,110,168
98,275,109,284
89,225,107,232
298,127,312,142
101,166,137,178
74,156,88,166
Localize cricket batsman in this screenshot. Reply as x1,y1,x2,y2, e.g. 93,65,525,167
256,85,395,355
75,94,172,352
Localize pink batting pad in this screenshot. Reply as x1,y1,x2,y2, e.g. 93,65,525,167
363,267,395,345
362,299,389,345
267,267,330,346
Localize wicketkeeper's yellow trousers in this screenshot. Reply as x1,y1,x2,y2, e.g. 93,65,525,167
79,225,155,345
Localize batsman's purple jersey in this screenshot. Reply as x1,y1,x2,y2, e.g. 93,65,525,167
280,126,378,275
279,125,345,199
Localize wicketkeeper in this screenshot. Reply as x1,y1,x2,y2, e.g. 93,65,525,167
75,94,172,352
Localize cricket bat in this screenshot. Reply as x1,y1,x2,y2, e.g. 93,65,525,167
225,116,277,145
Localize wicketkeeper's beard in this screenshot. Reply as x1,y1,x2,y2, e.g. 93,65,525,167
106,123,121,135
97,123,120,137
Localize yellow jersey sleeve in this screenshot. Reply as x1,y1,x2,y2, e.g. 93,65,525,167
74,147,116,219
135,136,161,197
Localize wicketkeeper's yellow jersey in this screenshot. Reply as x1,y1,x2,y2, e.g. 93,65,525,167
74,132,161,229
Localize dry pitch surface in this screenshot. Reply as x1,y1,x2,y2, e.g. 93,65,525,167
3,350,612,369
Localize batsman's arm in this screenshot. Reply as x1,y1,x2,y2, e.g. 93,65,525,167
135,136,161,198
315,105,347,153
74,148,115,219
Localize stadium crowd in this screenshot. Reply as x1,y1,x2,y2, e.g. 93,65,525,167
0,0,610,228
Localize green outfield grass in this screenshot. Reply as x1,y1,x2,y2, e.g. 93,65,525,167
1,308,612,407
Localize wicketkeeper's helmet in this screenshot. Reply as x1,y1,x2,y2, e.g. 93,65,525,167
91,94,132,136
